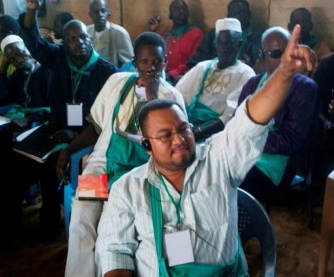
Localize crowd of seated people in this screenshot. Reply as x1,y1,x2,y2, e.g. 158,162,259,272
0,0,333,276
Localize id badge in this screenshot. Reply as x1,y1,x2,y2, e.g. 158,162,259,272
67,103,83,126
164,229,194,266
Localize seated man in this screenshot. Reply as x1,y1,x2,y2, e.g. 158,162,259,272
0,14,20,76
56,32,185,277
187,0,262,70
288,7,331,64
238,27,319,203
95,24,316,277
148,0,204,84
176,18,255,140
1,35,50,114
87,0,133,67
5,0,117,241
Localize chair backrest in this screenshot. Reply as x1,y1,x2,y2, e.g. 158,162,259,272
64,145,95,238
237,188,277,277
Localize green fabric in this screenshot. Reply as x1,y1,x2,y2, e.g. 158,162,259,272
149,184,248,277
254,74,289,186
186,59,220,129
255,153,289,186
66,48,100,101
106,75,149,188
166,23,195,36
5,106,50,120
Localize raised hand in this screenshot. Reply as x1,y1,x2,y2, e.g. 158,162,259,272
148,15,161,32
26,0,43,11
279,24,318,77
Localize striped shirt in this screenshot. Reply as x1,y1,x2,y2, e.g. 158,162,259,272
96,100,270,277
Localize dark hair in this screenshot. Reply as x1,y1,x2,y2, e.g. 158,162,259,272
55,12,74,26
133,31,166,58
290,7,312,21
228,0,250,12
0,15,20,38
138,99,184,135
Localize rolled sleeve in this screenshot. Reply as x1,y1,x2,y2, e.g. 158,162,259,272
96,182,138,275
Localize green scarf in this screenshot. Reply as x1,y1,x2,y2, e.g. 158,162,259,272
166,23,195,36
66,48,100,101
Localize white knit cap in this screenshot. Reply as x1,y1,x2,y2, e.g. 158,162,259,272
215,18,242,36
1,35,23,53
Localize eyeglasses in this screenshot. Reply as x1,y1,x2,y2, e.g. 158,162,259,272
262,48,285,59
145,124,192,143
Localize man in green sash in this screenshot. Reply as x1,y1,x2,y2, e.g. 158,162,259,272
176,18,255,141
96,25,317,277
56,32,185,277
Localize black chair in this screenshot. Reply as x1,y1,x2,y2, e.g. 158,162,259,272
238,188,277,277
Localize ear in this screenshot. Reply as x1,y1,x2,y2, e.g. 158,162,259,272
168,13,172,20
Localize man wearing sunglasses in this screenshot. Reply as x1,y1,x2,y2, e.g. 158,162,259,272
238,26,319,204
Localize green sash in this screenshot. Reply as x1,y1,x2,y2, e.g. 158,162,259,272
186,59,220,129
254,73,289,185
105,75,149,188
149,184,248,277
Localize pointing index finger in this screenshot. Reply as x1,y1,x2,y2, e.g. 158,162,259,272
286,24,301,52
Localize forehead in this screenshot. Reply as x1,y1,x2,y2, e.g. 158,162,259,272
90,0,106,10
4,42,25,54
228,2,248,13
136,44,164,59
170,0,187,11
291,10,311,22
216,30,238,42
263,32,288,49
146,106,187,130
64,23,87,37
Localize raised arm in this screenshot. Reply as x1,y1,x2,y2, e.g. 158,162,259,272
247,25,317,124
24,0,42,29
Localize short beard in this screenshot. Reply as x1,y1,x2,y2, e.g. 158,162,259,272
153,150,196,172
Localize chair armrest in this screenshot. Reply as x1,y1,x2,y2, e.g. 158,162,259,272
68,145,95,190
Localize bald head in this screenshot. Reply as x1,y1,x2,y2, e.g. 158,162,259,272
261,27,290,75
169,0,189,27
62,20,93,66
89,0,110,32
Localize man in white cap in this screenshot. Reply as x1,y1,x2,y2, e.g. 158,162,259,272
1,34,50,111
176,18,255,141
95,24,317,277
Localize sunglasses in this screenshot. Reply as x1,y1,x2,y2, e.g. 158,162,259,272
262,48,285,59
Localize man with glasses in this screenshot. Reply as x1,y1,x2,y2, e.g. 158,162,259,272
96,25,317,277
88,0,133,67
56,32,185,277
238,26,319,204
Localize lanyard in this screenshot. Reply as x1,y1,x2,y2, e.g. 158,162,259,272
70,70,83,103
158,173,183,227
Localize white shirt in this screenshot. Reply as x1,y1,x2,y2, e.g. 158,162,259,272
96,100,271,277
83,72,186,176
3,0,26,18
87,21,134,66
176,60,255,125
